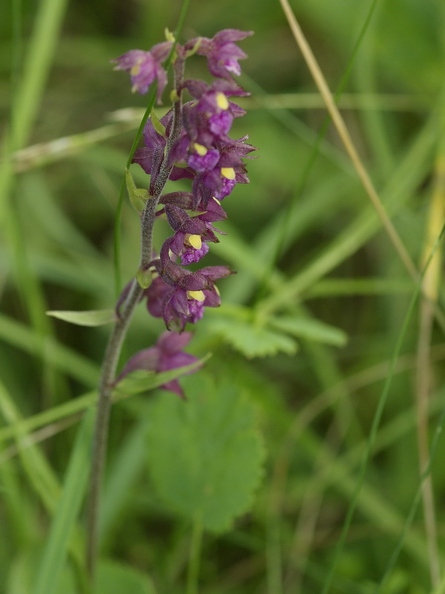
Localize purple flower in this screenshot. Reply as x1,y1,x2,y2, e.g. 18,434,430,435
133,112,194,184
112,41,173,102
116,331,201,398
163,206,218,265
168,82,248,170
190,134,255,199
108,30,257,405
158,193,227,248
187,144,220,172
145,260,232,331
183,79,248,139
191,29,253,79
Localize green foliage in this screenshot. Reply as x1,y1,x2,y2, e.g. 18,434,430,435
145,372,265,532
125,168,149,214
91,561,156,594
46,309,116,326
113,358,209,396
209,315,298,357
32,410,94,594
2,0,445,592
9,554,155,594
206,306,347,357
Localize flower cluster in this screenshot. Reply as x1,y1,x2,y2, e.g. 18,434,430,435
113,29,254,394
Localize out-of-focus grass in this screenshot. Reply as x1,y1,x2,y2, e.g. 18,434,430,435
1,0,445,593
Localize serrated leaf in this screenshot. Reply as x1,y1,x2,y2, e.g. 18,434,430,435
46,309,116,326
209,318,298,358
270,315,348,346
146,373,265,532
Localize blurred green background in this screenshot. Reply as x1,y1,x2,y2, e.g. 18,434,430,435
2,0,445,593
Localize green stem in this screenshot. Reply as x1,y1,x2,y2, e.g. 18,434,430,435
187,515,204,594
86,279,143,576
86,11,189,578
86,56,185,581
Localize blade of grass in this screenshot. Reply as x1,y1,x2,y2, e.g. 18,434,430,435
255,107,438,317
0,379,60,511
98,421,147,544
11,0,69,149
292,419,430,567
0,359,207,446
0,313,99,388
219,103,437,308
32,408,94,594
0,391,96,446
319,222,445,594
414,139,445,588
353,6,395,177
257,0,380,309
1,0,69,222
0,380,87,586
378,388,445,592
278,0,419,282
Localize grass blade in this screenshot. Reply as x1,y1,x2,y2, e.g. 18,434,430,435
32,408,94,594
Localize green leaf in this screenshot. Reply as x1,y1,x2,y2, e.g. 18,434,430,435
46,309,116,326
113,370,156,396
136,266,153,289
9,553,155,594
56,559,155,594
146,373,265,532
209,317,298,358
125,168,149,213
94,560,156,594
150,109,166,137
113,357,208,397
32,409,95,594
270,315,348,346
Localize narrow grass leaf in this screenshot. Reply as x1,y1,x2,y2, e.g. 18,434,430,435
47,309,116,327
0,380,60,511
0,313,99,387
99,422,147,543
113,357,209,396
32,408,94,594
320,230,443,594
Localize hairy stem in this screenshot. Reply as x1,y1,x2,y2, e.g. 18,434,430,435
86,56,185,579
86,278,142,576
140,57,184,270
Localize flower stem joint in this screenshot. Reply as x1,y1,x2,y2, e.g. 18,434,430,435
113,29,255,394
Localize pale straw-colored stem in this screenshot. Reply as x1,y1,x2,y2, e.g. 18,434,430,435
278,0,419,282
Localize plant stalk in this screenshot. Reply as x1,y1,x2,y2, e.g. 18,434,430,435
86,278,142,576
86,56,184,578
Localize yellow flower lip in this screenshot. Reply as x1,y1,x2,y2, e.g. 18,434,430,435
186,234,202,250
193,143,208,156
187,290,205,302
221,167,235,180
216,92,229,110
130,56,144,76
